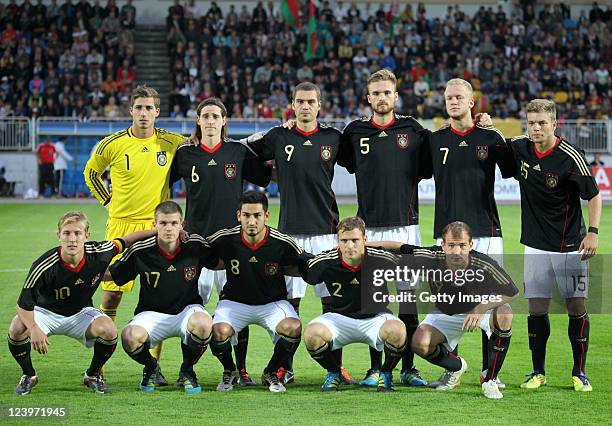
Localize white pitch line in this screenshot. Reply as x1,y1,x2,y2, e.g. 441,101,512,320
0,268,29,273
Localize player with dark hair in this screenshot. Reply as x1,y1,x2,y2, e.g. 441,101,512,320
340,69,428,387
84,84,186,381
170,97,271,387
376,221,518,399
300,216,407,392
422,78,515,388
511,99,601,392
207,191,308,393
8,211,155,395
108,201,214,394
245,81,354,385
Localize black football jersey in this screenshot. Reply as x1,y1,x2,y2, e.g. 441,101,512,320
400,244,518,315
300,246,399,319
110,235,211,315
206,225,308,305
510,136,599,252
18,240,122,316
246,124,342,235
170,139,271,236
341,114,428,228
425,125,514,238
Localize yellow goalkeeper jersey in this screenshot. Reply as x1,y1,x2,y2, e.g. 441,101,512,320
84,127,186,221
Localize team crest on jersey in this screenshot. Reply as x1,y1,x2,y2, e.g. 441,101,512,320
545,172,559,189
184,266,197,281
224,164,237,179
396,134,409,149
265,262,279,276
156,151,168,166
320,146,332,161
476,145,488,160
91,273,101,286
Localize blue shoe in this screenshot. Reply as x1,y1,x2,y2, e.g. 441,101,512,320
377,371,394,392
139,365,159,392
359,369,381,387
322,371,341,392
400,368,428,386
179,369,202,394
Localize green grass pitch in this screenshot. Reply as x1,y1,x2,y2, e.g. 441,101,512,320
0,203,610,425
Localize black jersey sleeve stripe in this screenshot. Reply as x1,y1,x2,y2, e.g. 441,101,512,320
119,237,157,261
307,251,339,268
24,253,59,289
559,142,591,176
95,130,127,155
367,247,399,262
85,240,118,253
477,125,506,141
88,169,111,202
472,257,511,285
207,226,241,243
269,229,304,253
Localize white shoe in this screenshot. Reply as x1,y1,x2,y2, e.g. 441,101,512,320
216,370,238,392
435,357,468,391
480,370,506,389
482,379,503,399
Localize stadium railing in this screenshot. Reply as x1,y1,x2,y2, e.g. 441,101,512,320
0,117,34,151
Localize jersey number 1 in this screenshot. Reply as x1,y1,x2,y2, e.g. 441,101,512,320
125,154,130,170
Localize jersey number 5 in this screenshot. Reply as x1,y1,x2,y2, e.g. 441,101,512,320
360,138,370,154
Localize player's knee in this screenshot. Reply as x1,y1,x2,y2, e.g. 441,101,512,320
566,297,586,316
101,290,123,309
303,323,328,349
411,328,432,356
8,315,28,340
121,325,148,351
494,304,513,329
212,322,234,341
277,318,301,338
528,298,550,316
90,317,117,340
188,312,212,337
380,319,406,345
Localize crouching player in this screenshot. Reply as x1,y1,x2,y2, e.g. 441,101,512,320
8,211,156,395
108,201,213,393
206,192,307,393
387,221,518,399
300,217,407,392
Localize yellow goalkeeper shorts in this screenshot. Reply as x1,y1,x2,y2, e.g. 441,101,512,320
101,217,154,292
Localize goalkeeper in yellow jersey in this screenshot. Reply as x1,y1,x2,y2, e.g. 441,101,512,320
84,85,185,384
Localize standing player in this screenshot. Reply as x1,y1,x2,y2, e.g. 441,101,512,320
7,211,155,395
300,217,407,392
207,192,306,393
108,201,213,394
84,85,186,379
171,97,271,386
423,78,514,388
246,82,353,385
510,99,601,392
340,69,428,386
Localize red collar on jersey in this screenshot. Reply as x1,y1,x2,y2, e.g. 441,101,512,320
533,136,560,159
156,241,182,260
241,226,269,250
371,116,395,130
295,124,319,136
339,249,363,272
200,139,223,153
450,123,476,136
60,248,86,273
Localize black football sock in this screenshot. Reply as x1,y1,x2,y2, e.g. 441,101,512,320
308,341,340,373
181,331,211,371
481,329,489,372
234,327,249,371
568,313,589,376
424,344,462,372
210,337,236,371
382,341,406,373
484,328,512,382
8,335,36,376
126,340,157,371
369,346,382,371
87,336,117,376
399,313,418,371
528,314,550,375
265,334,300,374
